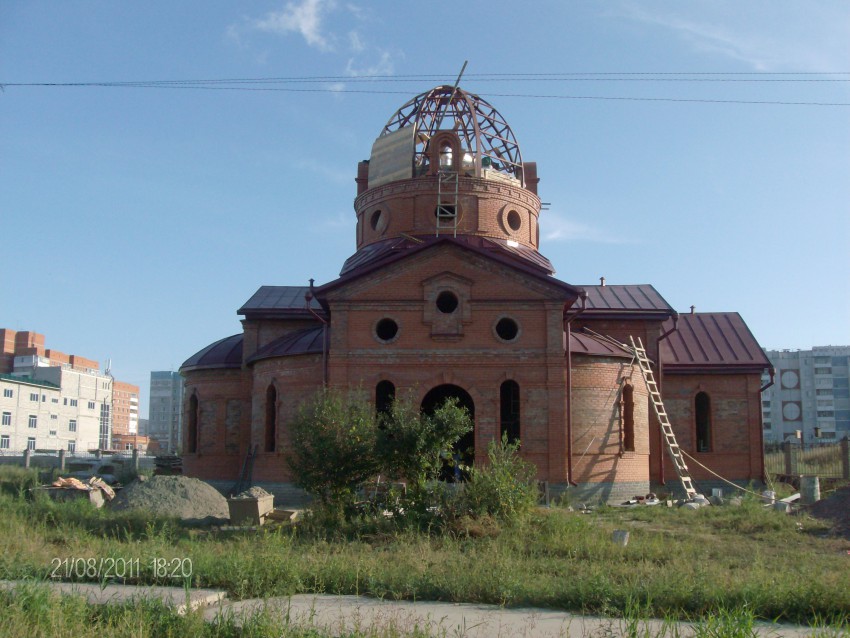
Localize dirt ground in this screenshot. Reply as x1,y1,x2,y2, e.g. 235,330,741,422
807,484,850,539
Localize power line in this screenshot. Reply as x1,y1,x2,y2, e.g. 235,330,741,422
2,72,849,106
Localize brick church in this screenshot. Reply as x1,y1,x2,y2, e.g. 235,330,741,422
181,86,770,503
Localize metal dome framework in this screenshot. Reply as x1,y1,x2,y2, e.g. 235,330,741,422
380,85,524,182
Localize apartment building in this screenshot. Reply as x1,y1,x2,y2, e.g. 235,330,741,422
147,371,183,453
762,346,850,445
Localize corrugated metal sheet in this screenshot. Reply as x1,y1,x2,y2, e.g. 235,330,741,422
660,312,770,372
581,284,673,313
247,326,325,363
181,334,243,371
238,286,323,317
569,331,632,358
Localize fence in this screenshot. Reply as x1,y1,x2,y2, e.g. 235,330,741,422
764,438,850,479
0,449,155,473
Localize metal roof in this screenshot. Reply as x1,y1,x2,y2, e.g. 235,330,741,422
580,284,674,316
238,286,324,319
181,334,243,372
326,234,577,299
660,312,770,373
340,234,555,277
247,326,325,364
569,331,633,358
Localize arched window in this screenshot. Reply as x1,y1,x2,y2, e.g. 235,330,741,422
622,383,635,452
186,394,198,454
439,143,453,168
695,392,711,452
375,380,395,416
500,380,520,444
265,384,277,453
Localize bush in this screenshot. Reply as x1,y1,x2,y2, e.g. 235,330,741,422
287,389,380,510
451,436,538,524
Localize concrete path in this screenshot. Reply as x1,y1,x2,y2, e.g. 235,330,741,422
1,581,821,637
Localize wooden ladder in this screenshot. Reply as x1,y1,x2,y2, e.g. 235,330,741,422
630,336,700,501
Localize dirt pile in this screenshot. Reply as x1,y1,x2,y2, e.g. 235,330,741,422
807,484,850,538
108,475,229,525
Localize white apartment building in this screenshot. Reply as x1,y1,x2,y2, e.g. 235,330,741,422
762,346,850,445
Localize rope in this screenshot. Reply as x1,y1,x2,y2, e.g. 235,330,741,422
680,449,768,499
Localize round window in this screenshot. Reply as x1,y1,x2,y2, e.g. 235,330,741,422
436,291,459,314
370,210,383,231
375,318,399,343
495,317,519,342
507,209,522,232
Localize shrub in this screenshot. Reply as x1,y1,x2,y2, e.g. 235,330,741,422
286,389,380,510
451,436,538,523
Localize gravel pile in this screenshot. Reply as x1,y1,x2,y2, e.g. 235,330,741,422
108,475,229,525
232,486,272,499
808,484,850,539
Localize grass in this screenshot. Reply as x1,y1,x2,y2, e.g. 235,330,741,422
3,467,850,635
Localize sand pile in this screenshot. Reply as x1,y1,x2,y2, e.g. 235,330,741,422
109,475,229,525
807,484,850,539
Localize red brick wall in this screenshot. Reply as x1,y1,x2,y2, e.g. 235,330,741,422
657,372,764,484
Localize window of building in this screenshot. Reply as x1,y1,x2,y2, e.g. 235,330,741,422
264,385,277,453
69,419,77,432
30,393,39,402
375,318,399,343
88,401,96,410
494,317,520,342
28,415,37,429
186,394,198,454
436,291,459,314
42,395,47,402
622,383,635,452
27,437,36,451
500,380,520,444
51,398,58,403
49,430,56,436
439,143,453,168
69,399,77,407
695,392,712,452
67,441,76,453
3,389,12,398
375,380,395,417
2,412,10,426
0,435,8,449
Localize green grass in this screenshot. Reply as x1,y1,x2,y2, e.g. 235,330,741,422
3,467,850,633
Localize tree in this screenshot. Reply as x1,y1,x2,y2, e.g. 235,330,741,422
377,395,472,492
286,389,380,508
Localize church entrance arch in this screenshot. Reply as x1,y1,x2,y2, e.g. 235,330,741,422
420,384,475,481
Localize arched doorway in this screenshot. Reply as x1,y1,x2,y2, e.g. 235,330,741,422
420,384,475,480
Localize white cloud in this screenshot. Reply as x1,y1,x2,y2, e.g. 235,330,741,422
252,0,336,52
615,3,850,72
348,30,364,53
542,213,629,244
346,50,397,77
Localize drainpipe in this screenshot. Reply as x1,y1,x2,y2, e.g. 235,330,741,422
758,367,776,483
655,312,679,486
304,278,329,386
564,291,588,486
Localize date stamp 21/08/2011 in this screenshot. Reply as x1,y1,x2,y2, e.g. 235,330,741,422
50,557,193,581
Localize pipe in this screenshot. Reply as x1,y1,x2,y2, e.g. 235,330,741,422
304,278,329,386
758,367,776,483
564,291,588,486
654,312,679,486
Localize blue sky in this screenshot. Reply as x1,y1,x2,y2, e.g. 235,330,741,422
2,1,848,418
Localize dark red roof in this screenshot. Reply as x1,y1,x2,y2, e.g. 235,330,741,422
181,334,243,372
578,284,674,318
660,313,769,374
239,286,324,320
325,235,578,300
569,331,633,358
247,326,325,364
340,234,556,277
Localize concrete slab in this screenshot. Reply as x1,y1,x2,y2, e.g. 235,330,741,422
0,580,225,615
203,594,814,637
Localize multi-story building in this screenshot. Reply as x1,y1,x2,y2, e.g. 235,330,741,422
0,329,114,452
148,371,183,453
111,380,148,452
762,346,850,445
